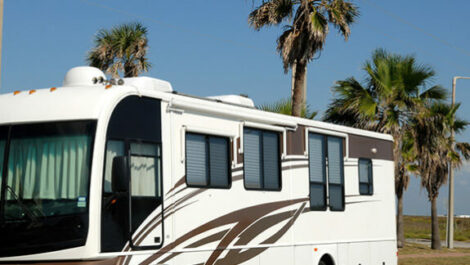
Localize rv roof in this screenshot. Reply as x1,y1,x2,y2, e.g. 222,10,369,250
0,67,393,141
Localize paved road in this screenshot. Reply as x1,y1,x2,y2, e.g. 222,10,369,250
400,252,470,259
406,238,470,248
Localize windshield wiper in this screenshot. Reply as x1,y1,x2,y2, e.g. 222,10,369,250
4,185,40,225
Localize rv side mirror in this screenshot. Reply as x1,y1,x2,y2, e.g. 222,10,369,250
112,156,129,193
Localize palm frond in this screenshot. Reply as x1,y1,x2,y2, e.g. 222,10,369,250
248,0,294,30
87,22,150,77
257,97,317,119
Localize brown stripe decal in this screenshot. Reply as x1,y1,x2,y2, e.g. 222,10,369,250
166,175,186,196
215,203,306,265
140,198,308,265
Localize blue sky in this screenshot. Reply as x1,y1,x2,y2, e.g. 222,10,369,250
2,0,470,215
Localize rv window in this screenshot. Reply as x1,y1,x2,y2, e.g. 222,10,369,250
186,133,230,189
308,133,327,210
0,138,5,177
308,133,345,211
243,128,281,191
104,140,125,193
328,136,345,211
359,158,373,195
130,142,161,197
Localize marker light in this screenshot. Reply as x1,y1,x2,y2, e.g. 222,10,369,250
50,87,57,92
105,85,112,89
13,91,21,95
29,90,36,95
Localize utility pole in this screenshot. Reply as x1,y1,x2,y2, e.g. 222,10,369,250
447,76,470,249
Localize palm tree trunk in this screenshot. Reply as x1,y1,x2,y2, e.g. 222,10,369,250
292,61,307,117
431,197,442,250
397,193,405,248
392,133,405,248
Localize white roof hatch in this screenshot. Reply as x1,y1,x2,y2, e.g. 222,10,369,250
207,94,255,108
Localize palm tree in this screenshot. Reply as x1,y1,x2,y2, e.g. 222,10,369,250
323,49,447,248
410,103,470,249
248,0,359,117
87,22,151,78
258,97,317,119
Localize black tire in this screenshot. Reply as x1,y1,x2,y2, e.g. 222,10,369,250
318,260,327,265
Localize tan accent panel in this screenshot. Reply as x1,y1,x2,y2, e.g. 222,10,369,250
348,134,394,161
286,125,305,155
236,137,243,163
230,139,234,163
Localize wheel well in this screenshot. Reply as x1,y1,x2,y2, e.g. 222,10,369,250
319,254,335,265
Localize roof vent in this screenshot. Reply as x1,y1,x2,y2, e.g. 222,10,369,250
207,94,255,108
63,66,106,87
123,77,173,92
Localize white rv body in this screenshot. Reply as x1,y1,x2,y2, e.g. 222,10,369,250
0,67,397,265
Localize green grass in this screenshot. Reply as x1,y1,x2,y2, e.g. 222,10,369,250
404,216,470,242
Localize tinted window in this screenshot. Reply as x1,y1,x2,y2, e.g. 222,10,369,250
130,142,161,197
308,133,327,210
101,96,163,253
186,133,230,188
243,128,281,191
0,121,96,257
359,158,373,195
103,140,125,193
0,128,6,181
328,136,345,211
4,122,94,219
308,133,345,211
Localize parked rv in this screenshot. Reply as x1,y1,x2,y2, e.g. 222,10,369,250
0,67,397,265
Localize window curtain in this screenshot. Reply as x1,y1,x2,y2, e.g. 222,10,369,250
104,140,125,192
6,135,92,200
130,142,160,197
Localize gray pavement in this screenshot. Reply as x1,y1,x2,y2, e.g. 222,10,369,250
406,238,470,248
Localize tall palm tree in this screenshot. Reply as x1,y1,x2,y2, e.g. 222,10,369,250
323,49,447,248
258,97,317,119
410,103,470,249
248,0,359,117
87,22,151,78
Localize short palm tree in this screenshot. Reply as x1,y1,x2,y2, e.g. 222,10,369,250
258,97,317,119
248,0,358,117
323,49,447,248
410,103,470,250
87,22,151,78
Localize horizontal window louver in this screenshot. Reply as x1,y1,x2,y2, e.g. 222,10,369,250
327,136,344,211
186,133,208,186
209,137,229,188
243,128,280,191
308,133,327,210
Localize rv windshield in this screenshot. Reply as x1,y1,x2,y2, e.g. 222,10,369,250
0,121,95,222
0,120,96,258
